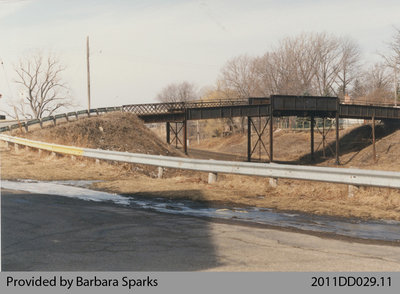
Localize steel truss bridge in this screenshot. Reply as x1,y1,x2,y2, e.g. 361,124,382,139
123,95,400,163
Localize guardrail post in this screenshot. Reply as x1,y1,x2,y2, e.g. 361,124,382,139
208,172,218,184
38,149,42,156
39,119,43,128
348,185,359,197
14,143,19,152
269,177,278,188
53,117,57,126
158,167,164,179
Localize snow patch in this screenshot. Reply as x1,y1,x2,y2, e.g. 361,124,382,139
1,180,129,205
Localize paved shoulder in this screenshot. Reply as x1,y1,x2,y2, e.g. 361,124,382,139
2,190,400,271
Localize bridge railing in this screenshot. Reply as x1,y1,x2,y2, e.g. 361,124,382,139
122,98,249,114
339,97,400,108
0,106,122,133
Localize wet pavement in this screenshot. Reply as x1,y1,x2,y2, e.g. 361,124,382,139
3,187,400,271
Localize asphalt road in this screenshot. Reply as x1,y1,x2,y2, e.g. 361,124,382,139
2,189,400,271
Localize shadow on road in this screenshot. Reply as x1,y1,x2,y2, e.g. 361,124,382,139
1,189,220,271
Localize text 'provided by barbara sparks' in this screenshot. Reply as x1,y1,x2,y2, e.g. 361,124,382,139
6,275,159,290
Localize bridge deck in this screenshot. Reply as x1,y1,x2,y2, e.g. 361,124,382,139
124,95,400,123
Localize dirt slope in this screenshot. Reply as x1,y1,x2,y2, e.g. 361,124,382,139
339,129,400,171
20,112,183,157
194,123,400,171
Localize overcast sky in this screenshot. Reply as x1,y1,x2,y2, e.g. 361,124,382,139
1,0,400,114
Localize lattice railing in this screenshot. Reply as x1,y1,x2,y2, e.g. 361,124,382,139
122,99,249,115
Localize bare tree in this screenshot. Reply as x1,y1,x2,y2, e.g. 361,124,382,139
258,34,320,95
313,33,342,96
336,37,361,98
363,63,392,104
218,54,261,98
381,27,400,104
14,52,71,119
156,81,197,103
216,32,361,100
351,63,392,104
350,78,366,100
382,27,400,68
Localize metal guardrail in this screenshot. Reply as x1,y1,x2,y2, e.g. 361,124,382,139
1,134,400,189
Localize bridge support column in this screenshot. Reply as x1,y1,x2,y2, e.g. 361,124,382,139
310,116,315,162
166,121,186,153
247,117,271,162
183,118,187,155
269,108,273,163
166,122,170,144
372,114,376,162
174,123,179,148
335,111,340,165
247,117,251,162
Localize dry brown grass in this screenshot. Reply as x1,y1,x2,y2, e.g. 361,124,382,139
2,142,400,221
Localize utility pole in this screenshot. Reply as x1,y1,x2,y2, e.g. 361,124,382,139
394,61,398,107
86,36,91,112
